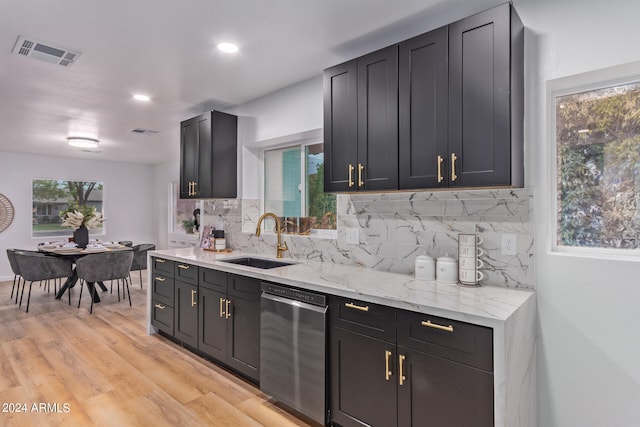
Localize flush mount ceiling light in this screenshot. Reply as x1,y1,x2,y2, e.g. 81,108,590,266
217,42,239,53
67,137,99,148
133,94,151,101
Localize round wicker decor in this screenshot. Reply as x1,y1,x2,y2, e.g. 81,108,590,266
0,193,15,233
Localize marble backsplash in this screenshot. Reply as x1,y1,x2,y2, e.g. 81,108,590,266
203,188,534,289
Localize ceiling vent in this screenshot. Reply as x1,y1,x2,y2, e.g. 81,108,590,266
131,129,159,135
12,36,80,67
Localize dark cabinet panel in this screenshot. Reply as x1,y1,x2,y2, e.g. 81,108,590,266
151,299,174,335
330,327,397,427
357,45,398,191
180,110,237,199
448,3,523,187
198,286,227,361
151,274,174,306
324,60,358,192
397,347,494,427
151,257,174,277
399,26,449,189
225,285,261,379
174,280,198,348
175,262,198,285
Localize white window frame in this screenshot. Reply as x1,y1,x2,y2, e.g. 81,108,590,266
259,135,337,239
548,69,640,261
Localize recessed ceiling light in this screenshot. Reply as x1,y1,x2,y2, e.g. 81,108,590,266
133,94,151,102
217,42,239,53
68,137,99,148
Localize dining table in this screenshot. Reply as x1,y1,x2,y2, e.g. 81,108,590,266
38,242,132,303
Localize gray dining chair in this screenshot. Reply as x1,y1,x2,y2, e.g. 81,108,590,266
14,251,73,313
129,243,155,288
6,249,22,303
76,251,134,314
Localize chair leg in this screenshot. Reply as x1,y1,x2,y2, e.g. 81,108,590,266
26,281,34,313
127,277,131,306
10,275,17,299
18,278,28,307
90,282,95,314
77,280,84,309
139,270,143,289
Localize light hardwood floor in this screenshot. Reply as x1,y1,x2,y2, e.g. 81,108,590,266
0,273,316,427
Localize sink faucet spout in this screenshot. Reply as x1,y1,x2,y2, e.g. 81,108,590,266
255,212,288,258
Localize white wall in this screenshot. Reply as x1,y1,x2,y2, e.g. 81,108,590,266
0,151,155,280
514,0,640,425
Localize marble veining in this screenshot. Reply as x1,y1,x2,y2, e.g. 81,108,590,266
203,188,534,289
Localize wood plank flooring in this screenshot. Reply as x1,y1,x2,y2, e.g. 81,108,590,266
0,274,315,427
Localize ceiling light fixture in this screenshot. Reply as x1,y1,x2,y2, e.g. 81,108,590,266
217,42,239,53
67,137,99,148
133,94,151,101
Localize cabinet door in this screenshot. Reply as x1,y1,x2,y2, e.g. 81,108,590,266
210,111,238,198
357,45,398,191
448,3,512,187
330,327,397,427
180,117,198,198
174,281,198,348
397,347,493,427
198,286,227,362
399,27,449,189
195,112,213,198
324,60,358,192
226,274,261,382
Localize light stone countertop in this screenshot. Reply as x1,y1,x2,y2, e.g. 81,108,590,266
149,247,534,328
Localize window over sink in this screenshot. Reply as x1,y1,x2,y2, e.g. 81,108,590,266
263,142,337,237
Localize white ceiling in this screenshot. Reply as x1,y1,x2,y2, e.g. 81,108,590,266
0,0,504,165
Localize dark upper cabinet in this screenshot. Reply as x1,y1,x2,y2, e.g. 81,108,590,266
324,60,358,192
398,26,449,189
180,110,238,199
324,45,398,192
324,3,523,192
448,3,524,187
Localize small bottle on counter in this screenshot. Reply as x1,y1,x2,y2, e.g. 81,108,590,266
213,228,226,250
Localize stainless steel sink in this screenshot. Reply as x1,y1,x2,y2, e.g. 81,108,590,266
220,257,295,269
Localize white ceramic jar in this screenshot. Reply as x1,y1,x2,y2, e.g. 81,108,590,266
415,254,436,281
436,256,458,284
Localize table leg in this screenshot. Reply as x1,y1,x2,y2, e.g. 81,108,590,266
55,269,78,299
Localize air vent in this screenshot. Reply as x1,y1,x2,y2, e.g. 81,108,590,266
12,36,80,67
131,129,160,135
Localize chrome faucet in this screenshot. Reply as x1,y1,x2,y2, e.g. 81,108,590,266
255,212,288,258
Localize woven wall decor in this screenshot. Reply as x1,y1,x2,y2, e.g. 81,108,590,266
0,193,15,233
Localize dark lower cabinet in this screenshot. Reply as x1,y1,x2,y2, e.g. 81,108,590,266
198,269,261,382
174,280,198,348
329,296,494,427
397,347,494,427
330,328,397,427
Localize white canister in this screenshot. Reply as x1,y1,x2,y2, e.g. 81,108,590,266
415,254,436,281
436,256,458,284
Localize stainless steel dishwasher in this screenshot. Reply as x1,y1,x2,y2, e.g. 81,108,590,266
260,281,327,425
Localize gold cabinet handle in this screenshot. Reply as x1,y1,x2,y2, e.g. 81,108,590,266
358,163,364,187
421,320,454,332
188,181,192,196
437,155,444,183
385,350,392,381
345,302,369,312
348,164,355,188
156,259,166,263
154,303,166,310
399,354,406,386
192,181,197,196
225,299,231,319
191,289,197,307
155,276,166,282
178,264,190,270
219,297,225,318
451,153,458,182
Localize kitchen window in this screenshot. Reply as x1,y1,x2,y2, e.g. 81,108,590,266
32,178,104,238
169,181,202,234
263,142,336,236
553,79,640,255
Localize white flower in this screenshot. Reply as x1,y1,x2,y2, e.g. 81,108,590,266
61,209,106,230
